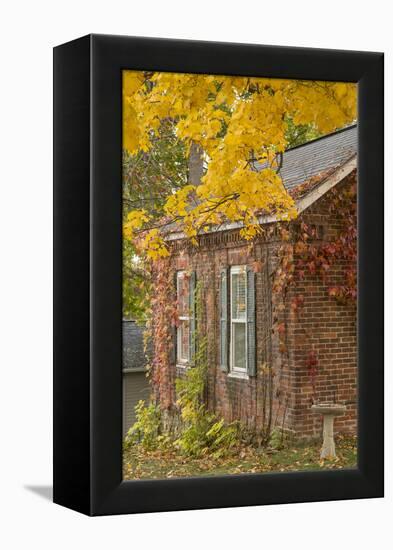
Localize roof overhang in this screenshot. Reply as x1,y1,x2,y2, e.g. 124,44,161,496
294,154,356,216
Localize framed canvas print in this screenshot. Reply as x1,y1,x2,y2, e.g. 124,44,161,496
53,34,384,516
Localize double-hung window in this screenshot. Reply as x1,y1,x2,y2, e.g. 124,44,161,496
176,271,190,364
220,265,256,377
230,266,247,373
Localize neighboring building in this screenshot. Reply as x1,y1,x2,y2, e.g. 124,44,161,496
151,125,358,440
122,320,150,437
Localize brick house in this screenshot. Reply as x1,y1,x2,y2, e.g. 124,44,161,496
152,125,357,440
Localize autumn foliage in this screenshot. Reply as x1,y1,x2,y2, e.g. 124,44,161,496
122,71,356,257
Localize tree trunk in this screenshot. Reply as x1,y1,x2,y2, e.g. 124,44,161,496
188,141,204,186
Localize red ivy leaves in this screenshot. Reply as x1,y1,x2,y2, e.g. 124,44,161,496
150,258,178,409
290,294,304,313
293,175,357,306
272,171,357,398
306,349,318,368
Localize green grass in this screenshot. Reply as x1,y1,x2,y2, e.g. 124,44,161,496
123,434,357,480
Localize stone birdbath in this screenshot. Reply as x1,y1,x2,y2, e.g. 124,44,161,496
311,403,346,459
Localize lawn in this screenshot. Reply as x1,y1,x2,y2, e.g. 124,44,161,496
123,434,357,480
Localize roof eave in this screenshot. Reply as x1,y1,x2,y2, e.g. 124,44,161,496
295,154,356,216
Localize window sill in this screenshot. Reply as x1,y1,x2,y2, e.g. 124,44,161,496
227,371,249,381
176,363,190,370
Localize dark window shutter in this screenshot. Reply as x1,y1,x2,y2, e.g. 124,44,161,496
171,272,178,365
220,268,229,371
189,270,197,363
247,267,256,377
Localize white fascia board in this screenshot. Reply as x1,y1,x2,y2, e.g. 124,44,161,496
295,155,357,216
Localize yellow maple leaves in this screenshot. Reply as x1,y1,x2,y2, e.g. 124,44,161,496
122,71,357,257
123,209,150,241
141,229,170,260
164,185,196,218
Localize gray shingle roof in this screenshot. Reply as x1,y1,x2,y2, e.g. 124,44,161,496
257,124,357,191
165,124,358,240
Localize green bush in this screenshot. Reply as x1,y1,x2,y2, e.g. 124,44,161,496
124,400,162,451
125,281,240,459
268,427,292,450
174,401,238,458
174,282,238,458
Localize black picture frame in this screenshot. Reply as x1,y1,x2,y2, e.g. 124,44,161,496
53,34,384,516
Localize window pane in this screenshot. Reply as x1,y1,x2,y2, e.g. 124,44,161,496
233,323,246,370
177,273,189,317
179,320,190,362
231,271,246,320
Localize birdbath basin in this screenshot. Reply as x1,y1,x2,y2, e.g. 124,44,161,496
311,403,346,459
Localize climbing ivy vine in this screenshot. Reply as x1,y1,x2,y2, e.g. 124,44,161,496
271,171,357,400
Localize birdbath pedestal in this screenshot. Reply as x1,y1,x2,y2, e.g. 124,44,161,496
311,403,346,459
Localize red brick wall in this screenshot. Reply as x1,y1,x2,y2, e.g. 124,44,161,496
152,172,357,439
289,175,357,437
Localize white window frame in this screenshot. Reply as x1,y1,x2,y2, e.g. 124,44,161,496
230,265,248,373
176,271,190,365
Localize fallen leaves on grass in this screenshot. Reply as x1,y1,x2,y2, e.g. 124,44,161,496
123,435,357,480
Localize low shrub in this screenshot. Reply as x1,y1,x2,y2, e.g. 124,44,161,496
125,282,239,459
124,400,162,451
